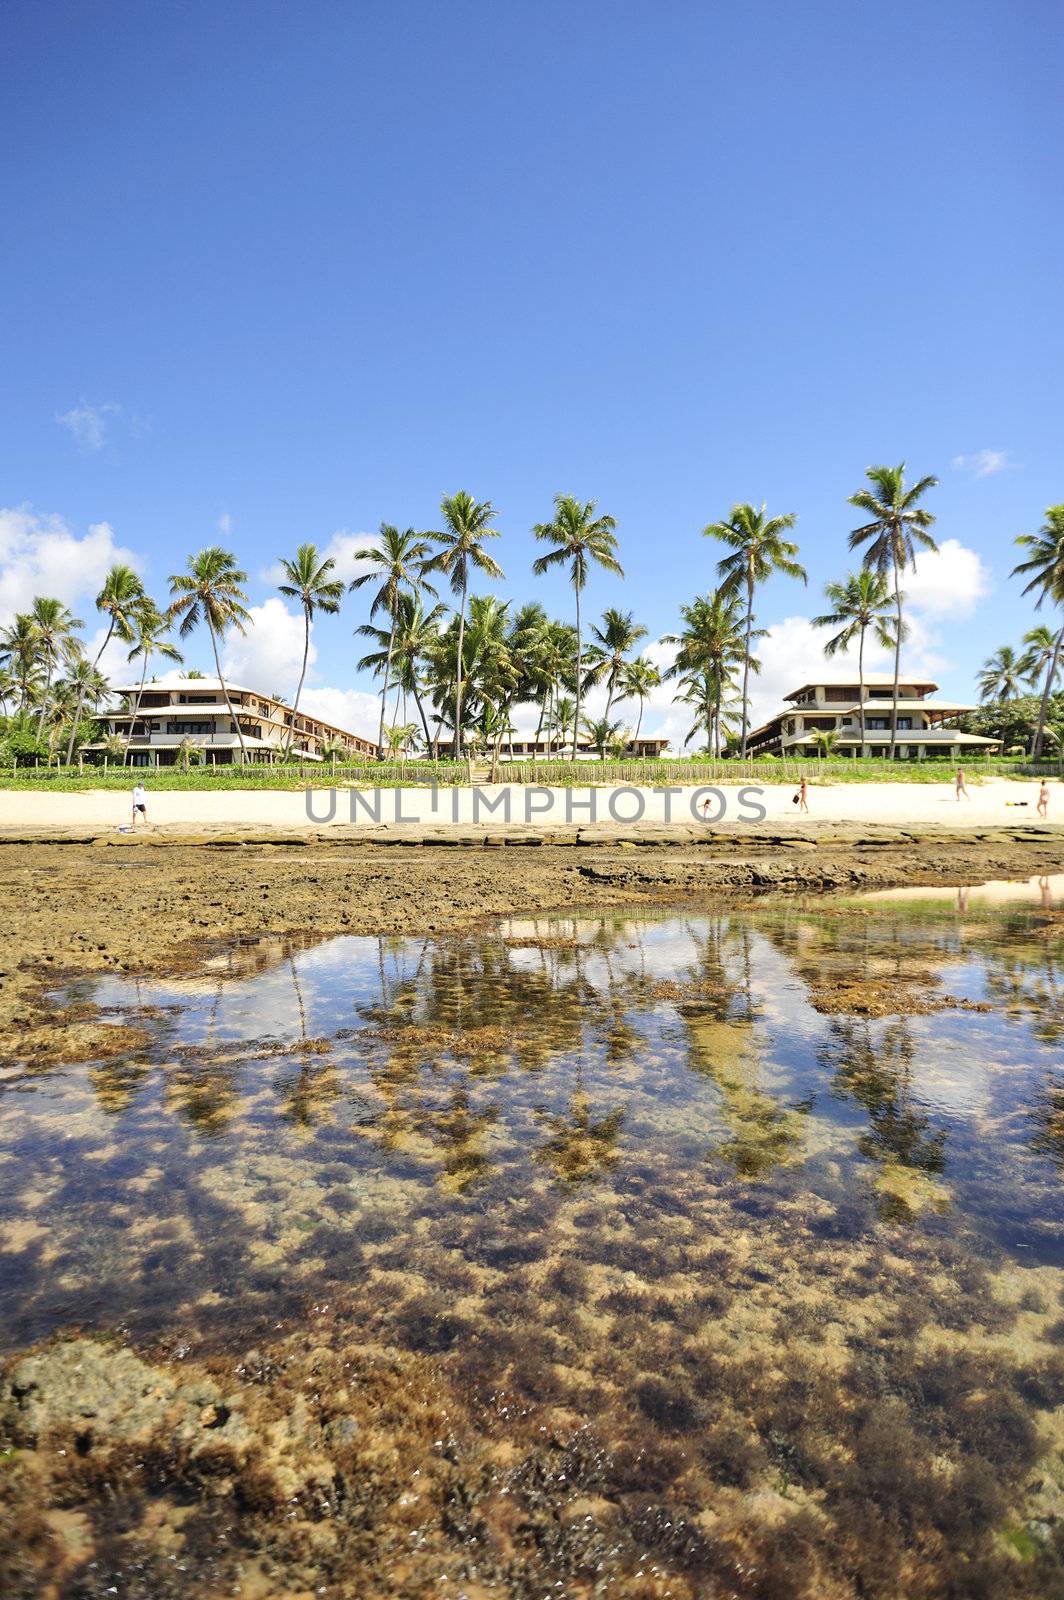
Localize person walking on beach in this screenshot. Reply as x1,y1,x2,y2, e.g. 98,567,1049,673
797,776,809,814
1038,781,1051,819
955,767,969,801
131,780,148,829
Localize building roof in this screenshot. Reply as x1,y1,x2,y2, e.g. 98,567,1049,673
783,675,939,701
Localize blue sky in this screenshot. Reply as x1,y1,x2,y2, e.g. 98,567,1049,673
2,0,1061,743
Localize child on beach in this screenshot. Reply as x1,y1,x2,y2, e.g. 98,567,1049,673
797,776,809,814
955,767,969,801
131,781,148,829
1038,781,1051,819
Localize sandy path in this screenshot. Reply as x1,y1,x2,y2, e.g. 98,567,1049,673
0,775,1057,832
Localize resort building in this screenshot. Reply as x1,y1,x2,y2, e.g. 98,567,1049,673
745,676,1001,760
89,676,376,765
496,734,671,762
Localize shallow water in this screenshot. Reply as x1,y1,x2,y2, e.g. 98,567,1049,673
4,892,1064,1594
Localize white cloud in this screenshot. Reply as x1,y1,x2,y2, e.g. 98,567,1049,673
299,685,382,741
56,399,121,452
217,512,233,537
221,598,312,693
320,530,379,587
905,538,989,618
0,505,143,625
951,449,1011,479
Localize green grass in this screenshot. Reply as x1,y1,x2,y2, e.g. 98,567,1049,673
0,755,1059,792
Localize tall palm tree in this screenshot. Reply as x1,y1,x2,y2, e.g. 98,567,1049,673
29,597,83,741
167,547,253,762
277,543,345,755
64,563,145,764
1012,506,1064,758
977,645,1027,705
54,657,110,758
532,495,622,758
0,614,42,711
621,655,661,745
351,524,438,758
672,668,741,756
812,569,900,751
123,601,184,763
707,504,804,756
847,464,938,759
582,606,648,722
425,494,503,759
357,588,447,754
663,590,751,758
0,668,14,717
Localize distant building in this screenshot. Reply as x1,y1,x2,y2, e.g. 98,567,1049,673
497,734,670,762
88,677,376,765
745,676,1001,759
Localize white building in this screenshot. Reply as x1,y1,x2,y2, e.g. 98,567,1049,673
746,676,1001,760
89,677,376,765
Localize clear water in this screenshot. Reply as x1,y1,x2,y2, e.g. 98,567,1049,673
4,895,1064,1594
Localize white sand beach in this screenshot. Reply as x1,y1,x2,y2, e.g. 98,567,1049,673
0,775,1057,833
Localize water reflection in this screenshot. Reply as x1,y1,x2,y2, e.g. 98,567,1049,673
1,900,1062,1352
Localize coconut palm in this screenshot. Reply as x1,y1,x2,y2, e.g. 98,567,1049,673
546,694,577,757
977,645,1027,705
0,668,14,717
532,495,623,758
384,722,420,760
583,608,648,719
0,614,42,710
621,655,661,745
29,597,84,741
1012,506,1064,758
63,563,145,764
277,543,345,755
812,569,901,750
583,715,624,761
358,589,447,754
349,523,437,758
167,547,252,761
54,656,110,757
424,494,503,759
663,590,752,758
123,602,184,763
847,464,938,759
672,669,741,755
707,504,804,757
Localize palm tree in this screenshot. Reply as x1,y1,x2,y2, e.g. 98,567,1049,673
277,543,344,755
533,495,623,759
64,563,145,764
425,494,503,759
707,504,804,756
977,645,1027,705
384,722,419,761
351,524,438,758
167,547,252,762
672,669,741,755
583,715,623,761
812,569,900,751
583,608,648,720
546,694,577,757
29,597,83,741
54,656,110,758
358,588,447,754
847,464,938,759
621,655,661,745
1012,506,1064,758
663,590,752,758
0,668,14,717
0,614,42,710
123,601,184,763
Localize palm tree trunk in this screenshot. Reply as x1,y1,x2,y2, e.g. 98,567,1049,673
209,621,248,762
634,695,644,745
857,623,867,757
124,654,150,765
715,677,723,759
413,682,433,753
740,576,753,758
286,609,312,758
1033,621,1064,759
889,559,903,760
66,620,115,765
377,620,395,761
36,662,54,742
572,585,582,761
453,578,468,760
